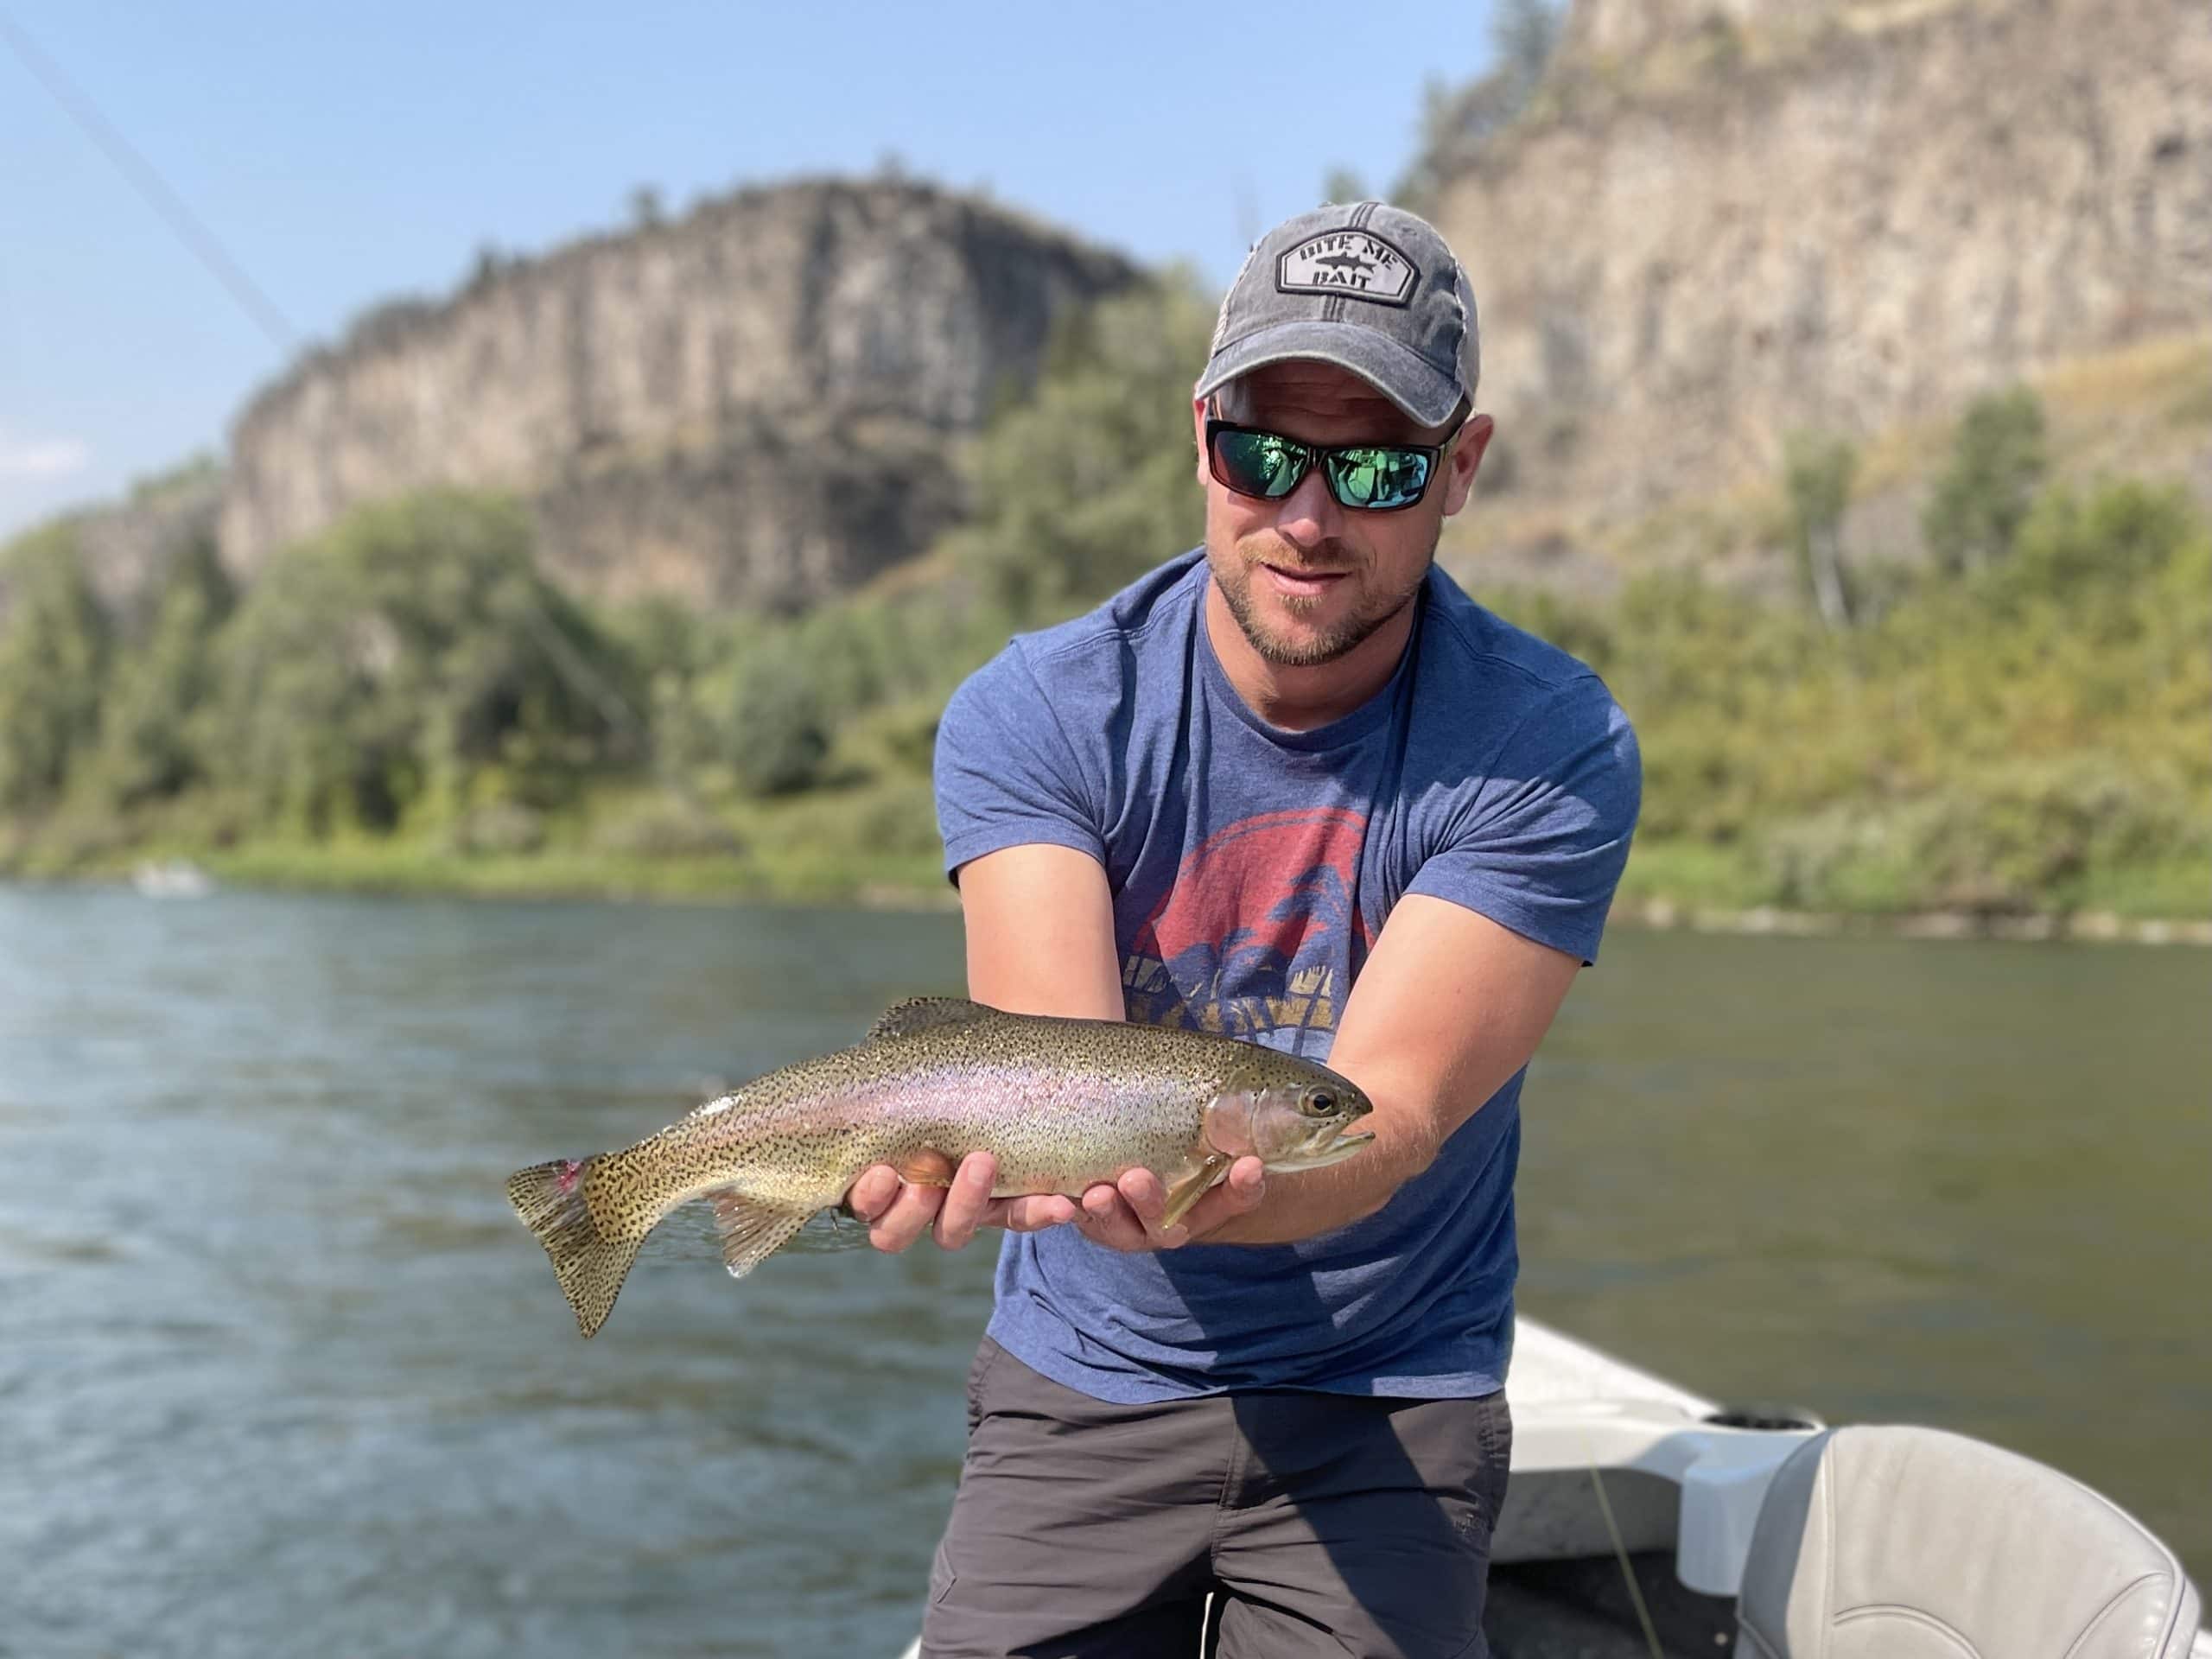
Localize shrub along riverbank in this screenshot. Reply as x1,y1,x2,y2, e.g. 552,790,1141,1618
3,282,2207,929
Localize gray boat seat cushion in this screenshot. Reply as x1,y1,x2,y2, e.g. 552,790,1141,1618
1736,1425,2202,1659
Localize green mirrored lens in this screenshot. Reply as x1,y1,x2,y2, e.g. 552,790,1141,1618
1327,447,1432,509
1216,429,1308,499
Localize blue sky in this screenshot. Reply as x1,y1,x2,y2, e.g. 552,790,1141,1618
0,0,1506,539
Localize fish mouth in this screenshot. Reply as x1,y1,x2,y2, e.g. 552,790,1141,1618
1281,1125,1376,1170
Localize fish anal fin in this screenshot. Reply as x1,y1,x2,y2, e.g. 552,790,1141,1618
1160,1154,1230,1230
705,1185,812,1279
867,997,992,1043
894,1148,957,1186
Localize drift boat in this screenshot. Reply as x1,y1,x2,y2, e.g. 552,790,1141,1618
895,1313,2207,1657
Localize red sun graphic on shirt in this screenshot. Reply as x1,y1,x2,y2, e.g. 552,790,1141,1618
1121,806,1370,1046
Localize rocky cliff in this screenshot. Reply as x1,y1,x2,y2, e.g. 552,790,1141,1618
219,179,1137,607
1439,0,2210,517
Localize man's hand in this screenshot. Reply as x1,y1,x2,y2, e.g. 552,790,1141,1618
844,1153,1074,1253
1067,1156,1267,1251
842,1151,1268,1254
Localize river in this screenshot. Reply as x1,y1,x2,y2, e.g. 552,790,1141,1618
0,885,2203,1656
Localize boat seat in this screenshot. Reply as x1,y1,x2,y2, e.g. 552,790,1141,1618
1736,1426,2202,1659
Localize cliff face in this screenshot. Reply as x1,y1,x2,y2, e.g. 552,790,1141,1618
75,472,223,633
219,179,1137,607
1439,0,2211,515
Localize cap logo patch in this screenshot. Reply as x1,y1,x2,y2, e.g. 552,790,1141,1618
1277,231,1418,306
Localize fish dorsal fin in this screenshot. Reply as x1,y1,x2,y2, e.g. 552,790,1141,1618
867,996,992,1042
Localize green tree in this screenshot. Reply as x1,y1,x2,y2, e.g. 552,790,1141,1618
0,524,111,810
91,530,233,807
952,275,1215,621
209,490,631,835
1922,387,2048,575
2003,476,2193,605
606,594,720,778
727,640,830,797
1783,432,1858,631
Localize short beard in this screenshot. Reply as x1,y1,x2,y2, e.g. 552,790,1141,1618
1209,537,1428,668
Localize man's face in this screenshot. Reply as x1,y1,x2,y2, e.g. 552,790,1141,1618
1193,361,1491,669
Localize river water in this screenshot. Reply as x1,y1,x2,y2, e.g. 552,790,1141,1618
0,885,2203,1656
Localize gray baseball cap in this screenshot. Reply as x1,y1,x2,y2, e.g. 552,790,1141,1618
1194,200,1478,429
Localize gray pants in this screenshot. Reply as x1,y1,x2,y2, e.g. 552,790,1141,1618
923,1337,1513,1659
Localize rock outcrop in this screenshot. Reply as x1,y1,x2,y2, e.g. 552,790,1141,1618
71,468,223,635
219,179,1137,607
1439,0,2211,515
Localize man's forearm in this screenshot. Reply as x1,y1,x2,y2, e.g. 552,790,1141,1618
1197,904,1579,1249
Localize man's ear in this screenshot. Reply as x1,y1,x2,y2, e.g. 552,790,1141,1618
1192,394,1211,486
1439,413,1494,518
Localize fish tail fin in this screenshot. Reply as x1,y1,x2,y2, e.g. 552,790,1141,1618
506,1157,643,1339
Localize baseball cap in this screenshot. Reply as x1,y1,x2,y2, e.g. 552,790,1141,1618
1194,200,1478,429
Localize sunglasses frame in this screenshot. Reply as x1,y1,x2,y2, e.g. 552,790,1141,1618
1204,416,1465,514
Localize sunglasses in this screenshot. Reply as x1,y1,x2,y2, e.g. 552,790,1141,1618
1205,416,1462,513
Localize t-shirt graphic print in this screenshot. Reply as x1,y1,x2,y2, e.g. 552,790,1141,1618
1121,804,1372,1052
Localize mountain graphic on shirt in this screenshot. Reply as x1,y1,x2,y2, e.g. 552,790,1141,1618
1121,806,1370,1050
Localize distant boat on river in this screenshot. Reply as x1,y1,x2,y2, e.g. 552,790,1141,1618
131,859,213,899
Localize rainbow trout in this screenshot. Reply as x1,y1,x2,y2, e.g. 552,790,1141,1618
507,997,1374,1338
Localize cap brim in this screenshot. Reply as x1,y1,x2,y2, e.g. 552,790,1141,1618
1194,320,1465,429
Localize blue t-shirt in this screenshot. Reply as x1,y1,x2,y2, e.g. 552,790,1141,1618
932,550,1640,1403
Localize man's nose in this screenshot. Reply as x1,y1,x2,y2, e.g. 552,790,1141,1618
1269,463,1345,552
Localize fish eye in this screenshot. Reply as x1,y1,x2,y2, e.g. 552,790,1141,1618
1306,1090,1334,1116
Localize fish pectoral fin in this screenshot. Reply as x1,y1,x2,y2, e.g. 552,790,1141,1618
705,1185,812,1280
894,1148,957,1186
1160,1154,1231,1231
866,996,993,1042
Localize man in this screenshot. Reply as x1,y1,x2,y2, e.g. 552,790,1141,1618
846,201,1641,1657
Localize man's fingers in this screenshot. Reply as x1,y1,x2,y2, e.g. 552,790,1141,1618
867,1180,946,1254
1177,1159,1267,1237
1077,1180,1171,1252
1223,1156,1266,1207
1116,1166,1196,1248
1116,1167,1168,1229
845,1164,901,1224
931,1152,1001,1251
861,1156,1260,1256
1001,1193,1079,1233
857,1155,1086,1251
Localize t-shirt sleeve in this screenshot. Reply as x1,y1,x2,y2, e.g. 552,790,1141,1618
933,643,1106,881
1405,676,1642,963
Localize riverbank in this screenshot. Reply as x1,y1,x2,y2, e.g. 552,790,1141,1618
18,831,2206,945
1608,895,2212,947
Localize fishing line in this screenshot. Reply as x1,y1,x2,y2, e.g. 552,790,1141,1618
1583,1432,1667,1659
2,13,669,779
0,10,297,353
